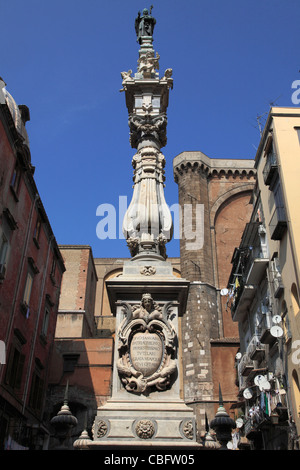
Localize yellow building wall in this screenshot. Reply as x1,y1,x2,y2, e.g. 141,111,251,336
254,108,300,437
273,109,300,295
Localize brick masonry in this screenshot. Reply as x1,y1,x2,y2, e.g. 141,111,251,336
173,152,256,432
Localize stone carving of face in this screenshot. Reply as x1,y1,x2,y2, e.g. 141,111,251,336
143,297,152,312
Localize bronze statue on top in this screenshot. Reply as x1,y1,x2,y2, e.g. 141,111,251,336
135,6,156,44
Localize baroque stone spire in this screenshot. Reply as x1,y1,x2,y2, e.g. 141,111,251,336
121,7,174,260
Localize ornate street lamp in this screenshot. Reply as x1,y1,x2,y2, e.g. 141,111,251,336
210,385,236,449
50,381,78,449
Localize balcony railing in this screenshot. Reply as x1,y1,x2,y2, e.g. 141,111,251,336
230,245,268,320
244,410,267,439
247,334,266,360
231,278,256,321
263,151,278,185
238,353,254,376
244,246,269,285
269,206,287,240
258,313,274,344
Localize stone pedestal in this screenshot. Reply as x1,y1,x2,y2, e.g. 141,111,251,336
90,399,197,449
90,258,200,449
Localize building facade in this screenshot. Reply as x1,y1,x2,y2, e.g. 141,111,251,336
173,151,256,435
228,107,300,449
0,80,65,450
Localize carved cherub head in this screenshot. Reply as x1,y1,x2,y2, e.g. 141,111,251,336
141,293,153,312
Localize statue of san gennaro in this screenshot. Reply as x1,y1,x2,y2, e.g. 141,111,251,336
135,6,156,44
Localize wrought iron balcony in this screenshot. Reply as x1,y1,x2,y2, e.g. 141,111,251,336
258,313,274,344
269,206,287,240
230,246,268,322
238,353,254,377
244,246,269,285
263,151,278,186
247,334,266,360
231,279,256,322
244,416,260,439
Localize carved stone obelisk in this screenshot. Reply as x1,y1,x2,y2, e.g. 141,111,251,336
89,9,199,449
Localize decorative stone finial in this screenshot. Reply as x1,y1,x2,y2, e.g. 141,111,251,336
210,385,236,449
73,412,92,450
201,412,219,448
50,381,78,449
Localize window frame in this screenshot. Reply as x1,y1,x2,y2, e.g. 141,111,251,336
10,163,21,200
0,232,9,279
33,215,42,248
21,268,34,317
41,304,50,340
28,367,44,414
4,344,25,391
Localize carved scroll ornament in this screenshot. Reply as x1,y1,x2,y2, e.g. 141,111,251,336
117,294,177,394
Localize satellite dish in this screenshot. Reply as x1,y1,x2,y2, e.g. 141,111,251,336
236,418,244,428
235,352,242,360
254,375,265,386
220,288,228,296
243,388,253,399
259,380,271,391
270,325,283,338
272,315,282,324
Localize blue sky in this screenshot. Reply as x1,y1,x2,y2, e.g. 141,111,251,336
2,0,299,259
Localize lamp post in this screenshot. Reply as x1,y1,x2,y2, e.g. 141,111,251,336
210,385,236,449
